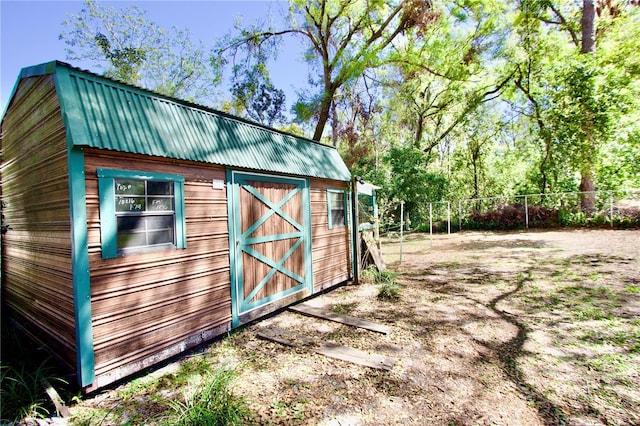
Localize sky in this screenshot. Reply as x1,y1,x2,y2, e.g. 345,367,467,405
0,0,308,113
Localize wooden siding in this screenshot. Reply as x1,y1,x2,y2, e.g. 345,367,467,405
310,179,352,291
0,75,77,371
83,149,232,385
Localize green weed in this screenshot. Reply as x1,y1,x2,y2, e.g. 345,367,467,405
0,322,68,423
378,281,402,300
331,303,356,314
575,306,613,321
362,266,402,300
163,367,250,426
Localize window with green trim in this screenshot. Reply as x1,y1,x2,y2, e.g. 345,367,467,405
97,169,186,258
327,189,347,229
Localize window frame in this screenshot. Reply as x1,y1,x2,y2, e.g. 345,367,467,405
97,169,186,259
327,188,347,229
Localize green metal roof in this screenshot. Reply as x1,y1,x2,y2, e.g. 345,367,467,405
8,61,351,182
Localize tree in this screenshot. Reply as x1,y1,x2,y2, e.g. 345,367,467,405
230,65,286,126
510,0,639,210
384,0,515,156
60,0,212,101
213,0,440,143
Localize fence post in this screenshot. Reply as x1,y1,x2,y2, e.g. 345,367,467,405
459,200,462,231
429,203,433,239
400,201,404,265
610,191,614,227
525,195,529,229
447,201,451,235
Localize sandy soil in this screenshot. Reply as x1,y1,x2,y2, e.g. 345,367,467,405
72,229,640,426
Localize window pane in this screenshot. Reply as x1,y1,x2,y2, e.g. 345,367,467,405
147,181,173,195
330,192,344,208
146,215,174,230
331,210,345,225
117,215,146,232
147,229,174,245
116,196,146,212
117,232,147,249
148,197,173,212
329,190,345,227
115,179,144,195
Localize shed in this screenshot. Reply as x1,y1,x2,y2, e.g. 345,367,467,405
0,61,354,392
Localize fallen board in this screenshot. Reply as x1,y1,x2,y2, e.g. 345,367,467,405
41,378,71,418
289,303,392,335
257,327,396,371
361,230,386,271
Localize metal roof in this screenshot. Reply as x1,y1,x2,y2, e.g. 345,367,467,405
8,61,351,182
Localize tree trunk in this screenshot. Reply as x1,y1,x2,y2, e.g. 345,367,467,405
313,91,333,142
579,166,596,215
579,0,597,213
581,0,596,54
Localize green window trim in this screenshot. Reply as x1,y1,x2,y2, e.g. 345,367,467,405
97,169,186,259
327,189,347,229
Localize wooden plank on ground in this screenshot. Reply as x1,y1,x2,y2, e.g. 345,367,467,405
289,303,392,335
257,327,396,371
41,378,71,418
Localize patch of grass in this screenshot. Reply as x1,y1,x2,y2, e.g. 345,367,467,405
362,267,402,301
331,303,357,314
117,376,159,401
0,322,68,423
584,353,630,373
0,362,66,423
378,281,402,301
624,285,640,294
163,367,251,425
575,306,613,321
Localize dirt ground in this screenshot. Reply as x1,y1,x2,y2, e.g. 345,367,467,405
71,229,640,426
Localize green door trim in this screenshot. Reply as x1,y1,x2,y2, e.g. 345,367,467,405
227,171,312,327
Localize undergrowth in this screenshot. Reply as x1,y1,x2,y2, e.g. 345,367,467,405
0,321,69,423
163,367,250,425
363,266,401,300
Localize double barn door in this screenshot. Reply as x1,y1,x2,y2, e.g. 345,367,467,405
228,172,312,325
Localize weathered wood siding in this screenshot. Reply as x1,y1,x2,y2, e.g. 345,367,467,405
0,75,76,371
310,179,352,291
238,180,305,303
83,149,232,387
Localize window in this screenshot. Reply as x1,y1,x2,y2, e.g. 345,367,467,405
97,169,186,258
327,189,347,229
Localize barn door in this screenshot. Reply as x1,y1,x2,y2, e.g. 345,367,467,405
228,172,312,325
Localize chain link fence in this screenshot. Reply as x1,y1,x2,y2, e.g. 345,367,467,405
416,188,640,234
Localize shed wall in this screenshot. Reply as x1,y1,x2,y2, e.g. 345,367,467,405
310,179,352,291
0,75,76,371
83,149,232,387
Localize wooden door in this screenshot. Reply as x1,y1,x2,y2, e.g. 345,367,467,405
228,172,312,324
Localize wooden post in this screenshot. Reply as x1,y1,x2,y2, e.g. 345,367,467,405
400,201,404,265
351,177,360,284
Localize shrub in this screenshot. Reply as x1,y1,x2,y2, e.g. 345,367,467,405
377,281,402,301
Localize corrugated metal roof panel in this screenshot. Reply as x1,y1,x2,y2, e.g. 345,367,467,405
43,61,350,182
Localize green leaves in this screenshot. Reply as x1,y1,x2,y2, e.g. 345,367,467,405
60,0,212,101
